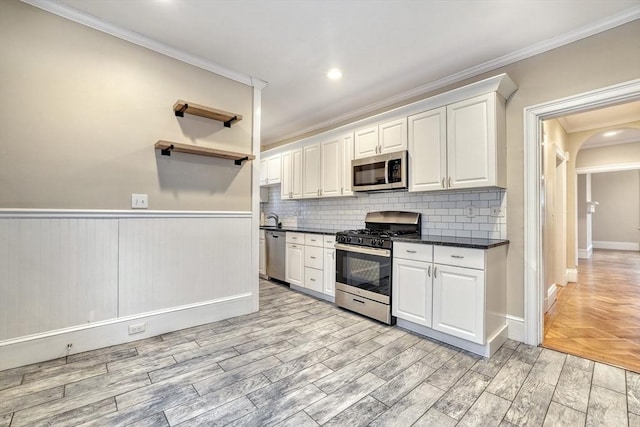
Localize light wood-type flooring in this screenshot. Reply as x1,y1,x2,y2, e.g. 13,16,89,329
544,249,640,373
1,279,639,426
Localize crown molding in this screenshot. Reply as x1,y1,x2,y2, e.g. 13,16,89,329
20,0,259,88
264,7,640,145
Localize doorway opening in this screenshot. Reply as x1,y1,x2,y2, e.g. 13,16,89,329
523,79,640,368
539,107,640,371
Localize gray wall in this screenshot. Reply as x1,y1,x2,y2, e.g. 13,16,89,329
0,0,254,211
591,169,640,245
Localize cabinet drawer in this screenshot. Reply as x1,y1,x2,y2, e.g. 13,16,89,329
304,267,323,292
393,242,432,262
323,235,336,248
286,232,304,244
304,245,323,269
434,246,484,270
304,234,323,247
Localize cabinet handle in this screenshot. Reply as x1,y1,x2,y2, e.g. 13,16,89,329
310,278,316,282
441,178,445,188
341,188,343,195
451,255,464,259
406,250,417,254
353,298,365,304
434,267,438,278
310,256,316,259
428,265,431,277
448,177,452,188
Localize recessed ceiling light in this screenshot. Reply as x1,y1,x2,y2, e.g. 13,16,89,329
327,68,342,80
603,130,619,137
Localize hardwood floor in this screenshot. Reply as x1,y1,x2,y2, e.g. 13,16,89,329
1,279,638,426
544,249,640,373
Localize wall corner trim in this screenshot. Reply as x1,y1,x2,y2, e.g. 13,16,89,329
21,0,259,87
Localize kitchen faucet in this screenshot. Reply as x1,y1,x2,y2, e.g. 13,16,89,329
266,212,280,227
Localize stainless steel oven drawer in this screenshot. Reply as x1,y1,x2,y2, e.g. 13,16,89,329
336,289,392,324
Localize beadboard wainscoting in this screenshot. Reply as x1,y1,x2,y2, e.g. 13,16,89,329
0,210,255,370
262,187,507,240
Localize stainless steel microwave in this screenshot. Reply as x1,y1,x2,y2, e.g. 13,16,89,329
352,150,408,192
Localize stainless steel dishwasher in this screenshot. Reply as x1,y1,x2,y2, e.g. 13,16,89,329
265,230,286,282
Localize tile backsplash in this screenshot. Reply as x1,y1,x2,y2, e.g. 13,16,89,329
261,187,507,240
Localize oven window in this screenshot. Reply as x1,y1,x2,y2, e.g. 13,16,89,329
353,162,386,186
336,249,391,296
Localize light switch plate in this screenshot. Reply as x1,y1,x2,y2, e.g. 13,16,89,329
131,194,148,209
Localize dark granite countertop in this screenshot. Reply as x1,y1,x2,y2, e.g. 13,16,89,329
261,226,508,248
393,235,509,249
259,226,341,236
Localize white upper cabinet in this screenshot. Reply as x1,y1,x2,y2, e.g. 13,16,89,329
341,133,354,196
281,148,302,200
302,143,321,198
379,118,408,154
354,118,407,159
409,92,507,192
408,107,447,192
320,138,341,198
447,92,503,189
259,154,281,186
354,126,378,159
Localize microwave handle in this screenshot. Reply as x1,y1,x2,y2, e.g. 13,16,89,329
385,159,389,185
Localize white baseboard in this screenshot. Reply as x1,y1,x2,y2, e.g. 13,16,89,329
506,315,525,343
593,240,640,251
546,284,558,312
566,268,578,283
0,294,253,371
578,245,593,259
396,319,507,358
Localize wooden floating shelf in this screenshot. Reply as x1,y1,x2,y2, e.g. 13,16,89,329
173,100,242,127
155,141,255,165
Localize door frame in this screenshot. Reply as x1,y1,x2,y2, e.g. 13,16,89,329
523,78,640,346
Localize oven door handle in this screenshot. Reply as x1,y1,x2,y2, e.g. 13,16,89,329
335,243,391,257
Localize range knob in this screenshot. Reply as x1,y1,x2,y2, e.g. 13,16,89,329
347,236,352,243
358,237,364,244
372,238,379,246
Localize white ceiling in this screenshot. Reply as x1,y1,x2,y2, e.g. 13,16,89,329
31,0,640,147
557,101,640,149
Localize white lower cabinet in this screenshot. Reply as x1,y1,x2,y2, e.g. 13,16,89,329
392,257,432,327
432,263,484,344
392,241,507,356
286,232,336,300
259,230,266,277
323,247,335,296
285,235,304,287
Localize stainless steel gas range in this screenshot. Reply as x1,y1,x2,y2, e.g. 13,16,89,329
334,211,421,324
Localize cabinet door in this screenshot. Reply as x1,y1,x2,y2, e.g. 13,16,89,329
379,118,407,154
323,248,335,296
408,108,447,192
281,151,292,199
302,144,321,198
341,133,354,196
267,155,281,184
285,243,304,286
447,93,496,189
291,148,303,199
354,126,378,159
259,238,266,275
321,138,341,198
259,158,268,186
392,258,432,327
432,264,484,344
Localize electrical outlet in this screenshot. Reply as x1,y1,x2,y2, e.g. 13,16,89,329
131,194,148,209
490,204,505,217
128,322,146,335
464,205,477,218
